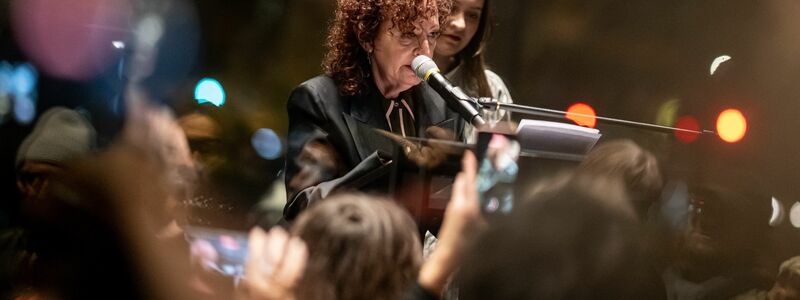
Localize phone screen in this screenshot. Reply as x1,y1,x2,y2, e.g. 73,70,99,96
185,226,249,277
475,132,521,214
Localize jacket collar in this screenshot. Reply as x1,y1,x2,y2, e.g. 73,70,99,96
343,77,458,159
349,78,448,126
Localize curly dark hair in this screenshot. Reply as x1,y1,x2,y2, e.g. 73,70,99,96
323,0,452,96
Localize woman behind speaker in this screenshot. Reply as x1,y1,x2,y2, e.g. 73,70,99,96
433,0,513,143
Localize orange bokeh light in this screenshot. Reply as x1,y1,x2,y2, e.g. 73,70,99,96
566,103,597,128
716,109,747,143
674,116,700,144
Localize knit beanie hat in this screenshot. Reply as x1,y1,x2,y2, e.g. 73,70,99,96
15,107,96,168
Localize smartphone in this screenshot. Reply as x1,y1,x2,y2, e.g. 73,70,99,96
475,132,521,214
184,226,249,277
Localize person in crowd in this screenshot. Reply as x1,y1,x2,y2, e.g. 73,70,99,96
121,97,197,240
4,100,216,300
577,139,663,221
291,193,422,300
1,107,96,299
175,109,239,227
576,140,669,298
174,100,283,229
416,151,485,299
732,255,800,300
177,111,225,181
432,0,513,143
15,107,96,207
663,184,772,300
283,0,465,221
457,173,653,299
240,151,484,300
765,255,800,300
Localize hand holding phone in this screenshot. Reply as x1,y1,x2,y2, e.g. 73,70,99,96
420,151,486,294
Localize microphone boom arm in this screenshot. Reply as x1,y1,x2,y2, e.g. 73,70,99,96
477,98,715,135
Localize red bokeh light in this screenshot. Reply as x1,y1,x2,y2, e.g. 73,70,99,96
674,116,700,143
566,102,597,128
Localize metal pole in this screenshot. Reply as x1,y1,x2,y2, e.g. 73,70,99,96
479,100,715,135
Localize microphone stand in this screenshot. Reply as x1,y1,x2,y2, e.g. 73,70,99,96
475,98,716,136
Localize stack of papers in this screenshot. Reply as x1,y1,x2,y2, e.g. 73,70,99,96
515,119,602,155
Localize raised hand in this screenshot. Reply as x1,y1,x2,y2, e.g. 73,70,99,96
418,151,486,295
238,227,308,300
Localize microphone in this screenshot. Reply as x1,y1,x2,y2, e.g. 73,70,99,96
411,55,486,127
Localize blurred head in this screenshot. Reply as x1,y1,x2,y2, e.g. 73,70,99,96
769,256,800,300
459,177,647,299
23,144,198,300
173,100,280,229
16,107,95,203
323,0,451,96
677,184,769,277
524,172,637,221
174,110,235,227
578,140,663,221
291,193,421,300
177,112,224,176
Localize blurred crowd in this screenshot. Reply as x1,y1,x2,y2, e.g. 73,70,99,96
0,100,798,300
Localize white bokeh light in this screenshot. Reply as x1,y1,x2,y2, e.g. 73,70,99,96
790,202,800,228
770,197,785,227
710,55,731,75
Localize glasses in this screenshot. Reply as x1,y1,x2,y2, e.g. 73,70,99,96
393,28,441,48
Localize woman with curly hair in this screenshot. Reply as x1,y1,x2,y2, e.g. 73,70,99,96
433,0,513,143
283,0,463,221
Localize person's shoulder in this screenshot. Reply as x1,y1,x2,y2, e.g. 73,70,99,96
483,69,506,84
295,75,339,96
289,75,342,107
483,69,512,101
299,75,337,89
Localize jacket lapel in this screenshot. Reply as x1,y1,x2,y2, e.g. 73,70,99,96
342,86,394,160
414,82,463,140
341,81,466,161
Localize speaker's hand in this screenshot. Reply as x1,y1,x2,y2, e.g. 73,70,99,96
376,127,459,169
